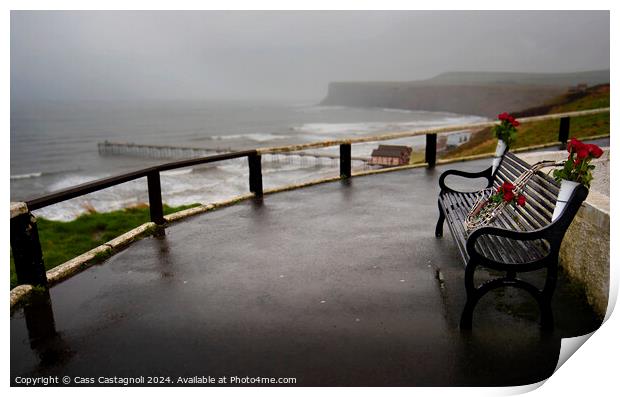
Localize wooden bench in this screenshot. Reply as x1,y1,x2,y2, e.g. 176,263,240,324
435,152,589,330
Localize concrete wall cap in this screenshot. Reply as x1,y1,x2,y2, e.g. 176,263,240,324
10,284,34,308
10,202,28,219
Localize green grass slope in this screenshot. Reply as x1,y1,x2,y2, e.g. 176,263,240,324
441,84,609,159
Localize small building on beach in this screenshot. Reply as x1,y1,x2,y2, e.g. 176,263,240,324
369,145,412,166
437,131,471,152
446,131,471,149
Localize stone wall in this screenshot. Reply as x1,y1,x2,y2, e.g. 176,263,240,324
517,150,610,318
559,191,610,317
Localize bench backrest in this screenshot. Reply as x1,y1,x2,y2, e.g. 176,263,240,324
492,152,561,231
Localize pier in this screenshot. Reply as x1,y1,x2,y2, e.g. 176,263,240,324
98,141,371,168
97,141,229,158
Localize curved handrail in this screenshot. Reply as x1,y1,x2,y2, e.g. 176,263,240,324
25,150,256,211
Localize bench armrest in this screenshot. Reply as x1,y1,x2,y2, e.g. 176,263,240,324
438,166,494,194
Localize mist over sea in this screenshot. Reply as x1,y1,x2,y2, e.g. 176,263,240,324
10,100,486,220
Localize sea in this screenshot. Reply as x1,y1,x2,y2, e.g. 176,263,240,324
10,100,487,221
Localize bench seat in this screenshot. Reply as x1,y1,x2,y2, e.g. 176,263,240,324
439,190,551,266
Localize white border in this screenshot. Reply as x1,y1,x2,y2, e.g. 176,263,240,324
3,2,615,396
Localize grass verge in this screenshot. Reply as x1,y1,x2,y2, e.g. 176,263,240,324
10,203,199,289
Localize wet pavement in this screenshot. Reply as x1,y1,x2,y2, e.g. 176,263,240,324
10,159,602,386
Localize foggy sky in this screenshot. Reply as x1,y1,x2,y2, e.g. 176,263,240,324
11,11,610,102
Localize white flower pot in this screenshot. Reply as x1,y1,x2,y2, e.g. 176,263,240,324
551,180,580,221
492,139,507,174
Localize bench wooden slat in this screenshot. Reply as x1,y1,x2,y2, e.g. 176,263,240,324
505,154,560,187
490,212,549,262
441,193,473,260
498,158,559,209
501,155,560,209
489,216,532,262
442,192,493,262
486,210,535,263
440,190,549,264
494,168,553,229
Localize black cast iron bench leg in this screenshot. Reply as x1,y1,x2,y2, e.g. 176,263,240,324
460,260,478,329
460,269,556,330
540,263,558,331
435,199,445,238
540,299,554,331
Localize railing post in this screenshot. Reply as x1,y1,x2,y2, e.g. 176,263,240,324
147,171,165,225
425,134,437,168
340,143,351,178
10,202,47,286
248,153,263,197
559,117,570,150
23,288,58,352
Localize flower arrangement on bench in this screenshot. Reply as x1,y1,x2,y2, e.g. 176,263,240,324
551,137,603,220
465,182,526,232
494,112,519,146
553,137,603,187
464,158,563,233
492,112,520,173
490,181,527,207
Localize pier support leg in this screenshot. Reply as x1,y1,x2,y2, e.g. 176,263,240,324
147,171,165,225
425,134,437,168
10,203,47,287
248,153,263,197
340,144,351,178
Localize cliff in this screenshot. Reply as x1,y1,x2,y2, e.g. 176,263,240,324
320,70,610,118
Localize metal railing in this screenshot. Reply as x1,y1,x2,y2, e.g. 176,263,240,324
9,107,610,288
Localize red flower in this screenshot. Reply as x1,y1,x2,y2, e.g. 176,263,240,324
501,181,515,192
587,144,603,158
503,191,515,202
555,138,600,188
517,195,526,207
567,137,585,154
577,148,589,159
498,113,519,127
